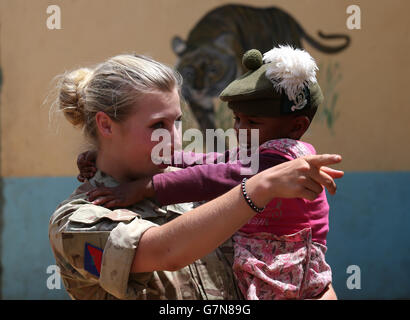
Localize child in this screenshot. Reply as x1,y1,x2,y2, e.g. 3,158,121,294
80,46,335,300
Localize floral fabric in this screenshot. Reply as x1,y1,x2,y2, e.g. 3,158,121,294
232,228,331,300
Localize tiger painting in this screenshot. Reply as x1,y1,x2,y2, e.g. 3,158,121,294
172,4,350,131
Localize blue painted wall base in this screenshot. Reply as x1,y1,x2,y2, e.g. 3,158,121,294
326,172,410,299
1,177,77,299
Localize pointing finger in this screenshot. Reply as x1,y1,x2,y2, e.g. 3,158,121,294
304,154,342,168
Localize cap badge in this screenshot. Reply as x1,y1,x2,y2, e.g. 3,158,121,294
291,90,308,112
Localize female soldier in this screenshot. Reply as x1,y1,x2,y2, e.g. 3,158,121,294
49,54,342,299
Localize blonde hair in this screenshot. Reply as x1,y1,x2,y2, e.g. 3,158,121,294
50,54,182,146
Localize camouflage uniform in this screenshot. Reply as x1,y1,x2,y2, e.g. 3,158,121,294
49,170,242,300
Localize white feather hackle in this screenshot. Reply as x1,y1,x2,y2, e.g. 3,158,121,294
263,45,318,101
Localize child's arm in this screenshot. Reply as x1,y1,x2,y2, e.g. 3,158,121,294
88,153,289,208
87,163,244,208
77,149,229,180
87,151,343,208
155,152,292,205
171,149,236,168
153,162,244,205
87,177,154,208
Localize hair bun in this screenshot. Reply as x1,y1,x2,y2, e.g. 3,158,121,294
58,68,92,127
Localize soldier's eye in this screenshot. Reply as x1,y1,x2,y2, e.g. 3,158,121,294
151,121,164,129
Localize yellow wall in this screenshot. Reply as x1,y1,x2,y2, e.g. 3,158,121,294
1,0,409,177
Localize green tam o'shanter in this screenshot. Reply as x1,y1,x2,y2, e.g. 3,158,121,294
219,45,324,117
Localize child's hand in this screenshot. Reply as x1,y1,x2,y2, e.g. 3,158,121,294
77,150,97,182
87,177,154,208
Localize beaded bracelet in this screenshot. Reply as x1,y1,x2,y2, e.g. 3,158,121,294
241,178,265,213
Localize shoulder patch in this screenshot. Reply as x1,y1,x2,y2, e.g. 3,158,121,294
84,242,103,277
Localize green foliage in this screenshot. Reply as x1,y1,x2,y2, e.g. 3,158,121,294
317,60,342,134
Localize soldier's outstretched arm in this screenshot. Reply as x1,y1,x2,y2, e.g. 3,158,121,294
130,154,343,273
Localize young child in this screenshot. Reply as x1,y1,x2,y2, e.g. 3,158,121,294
80,46,336,300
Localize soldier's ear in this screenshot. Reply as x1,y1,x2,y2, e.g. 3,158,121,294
172,36,187,56
95,111,113,138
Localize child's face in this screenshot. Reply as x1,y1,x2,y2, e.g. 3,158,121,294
233,111,294,146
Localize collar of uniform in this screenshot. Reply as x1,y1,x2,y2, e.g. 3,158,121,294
90,170,119,188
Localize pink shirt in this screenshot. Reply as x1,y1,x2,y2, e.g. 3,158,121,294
239,140,329,245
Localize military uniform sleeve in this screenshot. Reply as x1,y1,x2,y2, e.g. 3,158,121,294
49,198,158,299
99,215,157,299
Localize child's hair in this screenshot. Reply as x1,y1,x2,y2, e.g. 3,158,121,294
50,54,182,147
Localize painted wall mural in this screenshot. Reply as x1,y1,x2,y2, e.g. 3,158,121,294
171,4,350,132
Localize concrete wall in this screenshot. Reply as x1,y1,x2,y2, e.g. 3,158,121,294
0,0,409,299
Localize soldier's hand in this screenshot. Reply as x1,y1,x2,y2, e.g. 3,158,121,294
253,154,343,203
87,177,154,208
77,150,97,182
